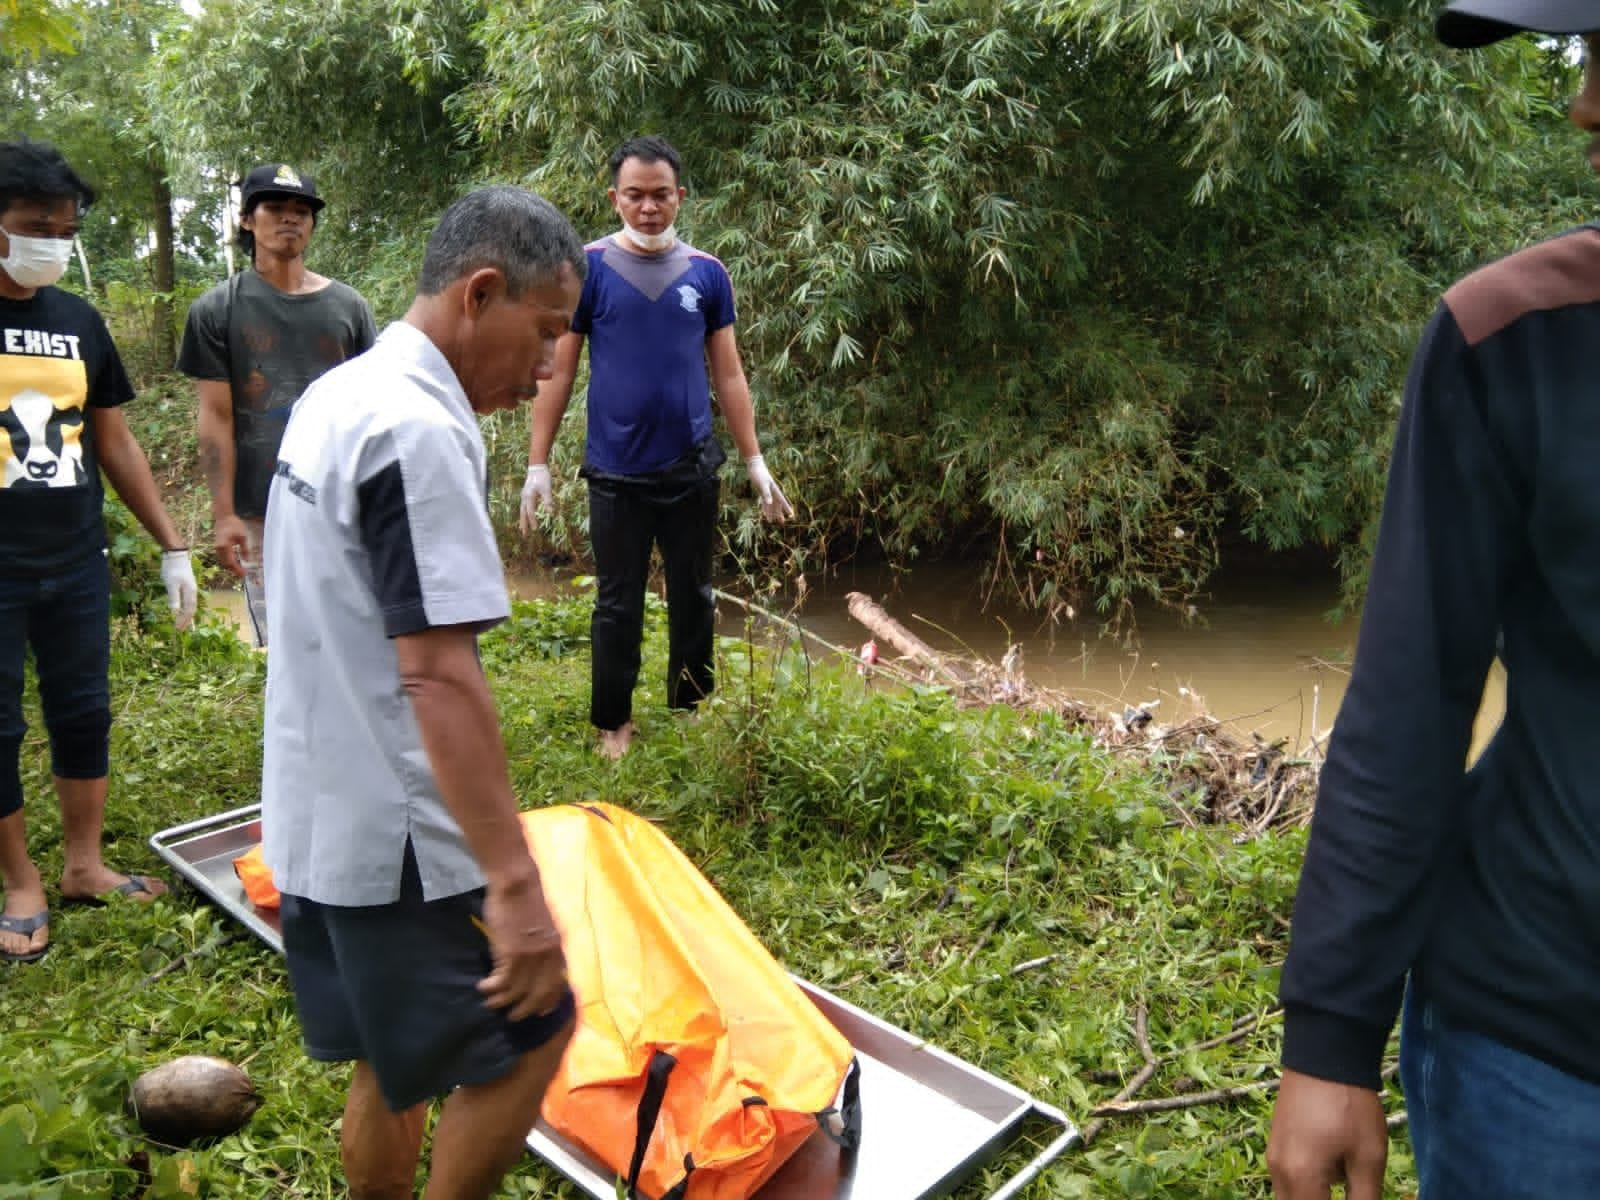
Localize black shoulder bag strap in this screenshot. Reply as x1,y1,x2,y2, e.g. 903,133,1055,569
815,1056,863,1155
223,269,244,353
627,1049,687,1200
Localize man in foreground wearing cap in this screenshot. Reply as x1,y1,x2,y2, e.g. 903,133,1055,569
262,185,583,1199
1270,4,1600,1197
178,163,376,645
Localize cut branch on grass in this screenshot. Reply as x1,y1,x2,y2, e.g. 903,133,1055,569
1186,1006,1281,1053
1087,1069,1403,1122
1091,1077,1277,1116
1006,953,1059,977
1078,1006,1401,1138
137,931,243,988
1080,1004,1159,1145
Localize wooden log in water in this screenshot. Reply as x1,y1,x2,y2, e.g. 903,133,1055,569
844,592,972,690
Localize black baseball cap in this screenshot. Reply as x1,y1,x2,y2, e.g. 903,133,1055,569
238,163,324,213
1438,0,1600,47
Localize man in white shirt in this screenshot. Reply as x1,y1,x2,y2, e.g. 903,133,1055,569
261,186,583,1200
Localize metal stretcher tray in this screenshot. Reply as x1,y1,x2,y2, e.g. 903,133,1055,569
151,805,1079,1200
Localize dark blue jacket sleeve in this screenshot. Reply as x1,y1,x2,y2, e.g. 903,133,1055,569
1279,304,1529,1088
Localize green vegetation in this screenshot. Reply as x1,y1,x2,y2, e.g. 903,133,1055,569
8,0,1597,620
0,2,1555,1193
0,589,1412,1198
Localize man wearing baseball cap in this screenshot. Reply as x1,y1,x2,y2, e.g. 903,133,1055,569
177,164,376,645
1270,4,1600,1198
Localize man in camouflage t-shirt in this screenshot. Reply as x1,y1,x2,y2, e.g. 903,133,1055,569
177,164,376,645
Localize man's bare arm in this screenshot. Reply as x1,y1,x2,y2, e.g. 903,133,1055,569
195,379,247,576
90,407,185,551
706,325,761,459
528,332,584,465
394,623,566,1019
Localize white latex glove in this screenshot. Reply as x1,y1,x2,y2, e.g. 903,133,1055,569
519,463,553,534
745,454,794,522
161,549,198,632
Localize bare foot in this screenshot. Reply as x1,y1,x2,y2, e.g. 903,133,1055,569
59,867,168,904
1,876,49,959
597,723,635,760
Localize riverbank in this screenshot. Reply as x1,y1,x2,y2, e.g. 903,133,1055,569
0,595,1418,1198
148,368,1378,752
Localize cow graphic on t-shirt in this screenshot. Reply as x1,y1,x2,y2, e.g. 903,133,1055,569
0,387,86,489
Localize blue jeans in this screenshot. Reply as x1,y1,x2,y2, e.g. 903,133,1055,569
0,552,112,818
1400,983,1600,1198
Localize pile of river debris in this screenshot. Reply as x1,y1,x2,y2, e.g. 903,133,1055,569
842,592,1322,837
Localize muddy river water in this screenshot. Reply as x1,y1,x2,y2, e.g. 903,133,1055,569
209,554,1506,753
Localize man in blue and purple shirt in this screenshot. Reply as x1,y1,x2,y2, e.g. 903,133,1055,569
522,135,794,759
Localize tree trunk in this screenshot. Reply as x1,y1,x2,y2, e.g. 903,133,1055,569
150,154,176,368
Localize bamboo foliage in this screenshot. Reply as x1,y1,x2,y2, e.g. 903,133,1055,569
32,0,1596,619
456,0,1585,618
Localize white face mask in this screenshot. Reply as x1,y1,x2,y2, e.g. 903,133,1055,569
0,232,73,289
619,220,676,253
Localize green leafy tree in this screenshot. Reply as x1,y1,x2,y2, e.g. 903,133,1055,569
458,0,1587,622
2,0,196,376
131,0,1599,621
0,0,77,58
148,0,486,320
1041,0,1590,604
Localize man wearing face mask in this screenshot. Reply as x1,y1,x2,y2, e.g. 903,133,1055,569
0,140,197,965
521,135,795,760
177,163,377,646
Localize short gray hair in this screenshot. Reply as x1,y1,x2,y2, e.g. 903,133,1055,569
417,186,586,297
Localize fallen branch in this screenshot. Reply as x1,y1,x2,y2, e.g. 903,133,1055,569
137,931,243,988
1008,953,1059,977
1091,1078,1277,1117
1080,1005,1158,1145
715,588,925,689
1184,1007,1282,1054
1087,1058,1401,1125
845,592,972,690
713,589,842,658
974,953,1062,989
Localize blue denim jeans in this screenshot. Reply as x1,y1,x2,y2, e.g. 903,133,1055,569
1400,983,1600,1198
0,551,112,817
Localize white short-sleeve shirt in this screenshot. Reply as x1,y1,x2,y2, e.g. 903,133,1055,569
261,321,510,906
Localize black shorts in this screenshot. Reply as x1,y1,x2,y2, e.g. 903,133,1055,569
279,844,575,1111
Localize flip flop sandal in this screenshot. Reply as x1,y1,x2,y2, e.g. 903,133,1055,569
0,910,50,964
61,874,164,907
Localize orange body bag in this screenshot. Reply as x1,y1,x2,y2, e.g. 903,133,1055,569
232,803,860,1199
521,803,860,1200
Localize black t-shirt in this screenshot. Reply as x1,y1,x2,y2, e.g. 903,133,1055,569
0,287,133,574
1280,223,1600,1091
177,271,377,518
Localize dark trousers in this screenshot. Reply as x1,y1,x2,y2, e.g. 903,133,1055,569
586,474,719,731
0,552,112,818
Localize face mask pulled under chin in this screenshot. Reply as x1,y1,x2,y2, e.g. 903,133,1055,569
1,232,74,289
620,221,676,253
